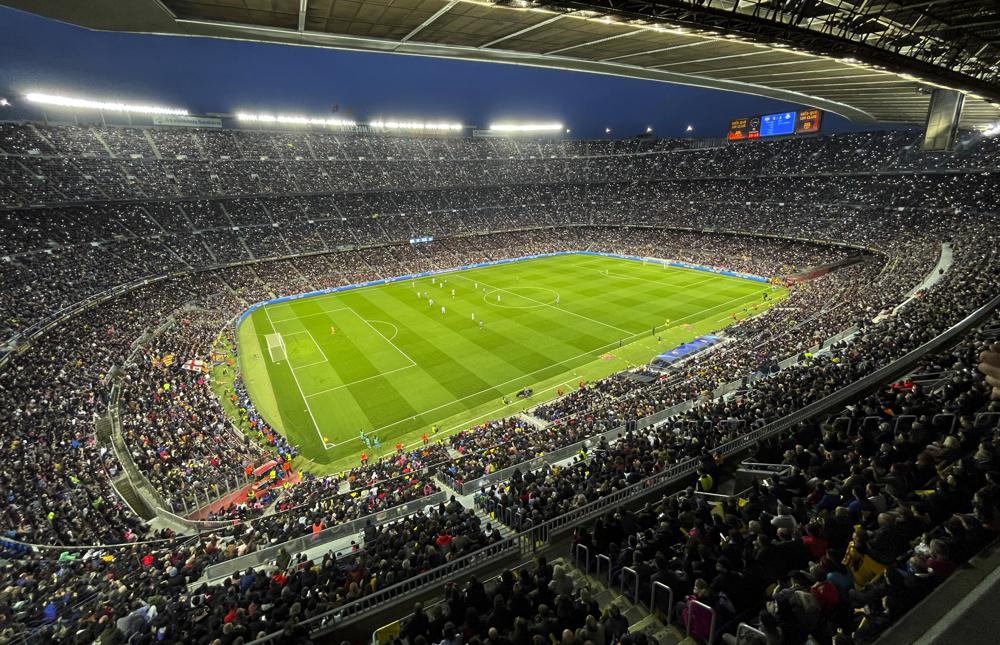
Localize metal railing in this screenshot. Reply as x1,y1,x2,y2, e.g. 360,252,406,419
736,622,768,644
573,543,590,574
685,598,718,644
651,581,674,623
596,554,612,586
620,566,640,605
201,491,447,582
458,423,624,496
266,534,526,642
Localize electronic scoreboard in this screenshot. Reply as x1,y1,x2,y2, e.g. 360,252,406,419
728,108,822,140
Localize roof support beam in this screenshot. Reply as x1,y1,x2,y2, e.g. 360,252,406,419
730,72,886,83
653,49,774,69
544,29,644,55
696,59,827,74
399,0,458,44
653,49,774,71
601,39,712,62
775,79,912,89
479,14,564,48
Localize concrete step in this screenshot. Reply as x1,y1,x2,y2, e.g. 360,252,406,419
630,614,686,645
594,588,617,607
473,507,514,539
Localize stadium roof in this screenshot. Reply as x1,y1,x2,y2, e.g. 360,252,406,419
6,0,1000,128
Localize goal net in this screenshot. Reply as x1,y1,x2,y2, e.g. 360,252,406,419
266,333,287,362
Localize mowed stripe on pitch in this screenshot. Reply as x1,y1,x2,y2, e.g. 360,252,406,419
241,253,779,463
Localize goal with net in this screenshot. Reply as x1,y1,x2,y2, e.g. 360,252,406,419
266,333,287,362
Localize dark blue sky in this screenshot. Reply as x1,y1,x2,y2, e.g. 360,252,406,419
0,6,908,138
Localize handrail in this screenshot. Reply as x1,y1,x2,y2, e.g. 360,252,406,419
685,598,717,644
255,535,522,641
621,566,640,605
596,554,612,586
976,412,1000,428
736,622,767,644
573,543,590,574
738,462,792,475
201,491,447,582
651,581,674,623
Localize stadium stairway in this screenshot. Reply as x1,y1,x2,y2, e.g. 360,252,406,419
555,556,690,645
473,503,516,540
516,412,549,431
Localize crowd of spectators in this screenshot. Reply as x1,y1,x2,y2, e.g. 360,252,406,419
1,122,999,643
480,215,997,530
570,321,999,644
395,557,645,645
3,499,500,643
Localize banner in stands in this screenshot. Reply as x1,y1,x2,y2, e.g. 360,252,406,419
235,251,770,327
152,115,222,128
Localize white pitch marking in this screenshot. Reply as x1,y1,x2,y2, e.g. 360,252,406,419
262,306,332,449
306,364,418,397
454,274,633,335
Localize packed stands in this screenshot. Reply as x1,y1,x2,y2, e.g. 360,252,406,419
1,120,999,643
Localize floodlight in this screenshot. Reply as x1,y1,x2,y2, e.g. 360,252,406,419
25,92,187,115
237,113,356,127
369,120,462,131
489,123,563,132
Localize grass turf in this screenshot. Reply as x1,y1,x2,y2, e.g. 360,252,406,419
237,253,786,474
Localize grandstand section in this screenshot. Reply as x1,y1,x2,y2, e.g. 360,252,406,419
0,118,997,645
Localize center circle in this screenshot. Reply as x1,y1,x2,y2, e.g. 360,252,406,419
482,286,560,309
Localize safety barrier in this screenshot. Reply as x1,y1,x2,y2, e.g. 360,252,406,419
573,543,590,574
738,462,793,475
460,423,624,496
620,566,640,605
685,598,718,644
596,554,612,586
736,622,767,644
265,535,524,642
977,412,1000,428
202,491,447,582
651,581,674,623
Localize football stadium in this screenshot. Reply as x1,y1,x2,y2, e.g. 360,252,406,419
0,1,999,644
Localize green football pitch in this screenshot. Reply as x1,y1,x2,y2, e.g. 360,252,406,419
237,253,785,473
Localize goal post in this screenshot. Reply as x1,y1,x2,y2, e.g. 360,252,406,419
266,333,287,362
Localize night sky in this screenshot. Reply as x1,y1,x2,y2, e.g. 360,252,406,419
0,6,910,138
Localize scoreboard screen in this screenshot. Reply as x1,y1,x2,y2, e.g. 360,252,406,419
728,108,822,140
759,111,795,137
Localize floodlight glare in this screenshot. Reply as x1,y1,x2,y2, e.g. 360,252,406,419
237,112,357,127
489,123,563,132
369,120,462,131
0,99,9,107
25,92,188,115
